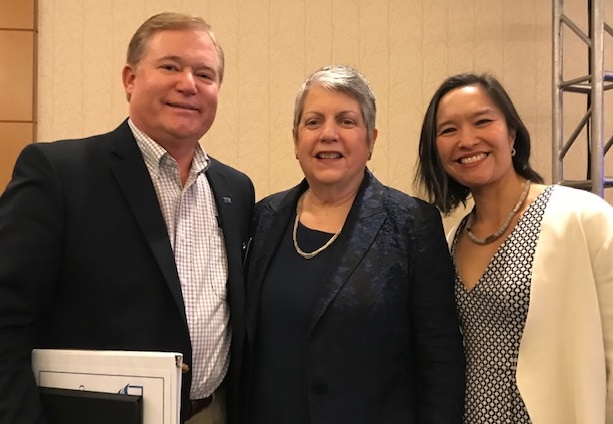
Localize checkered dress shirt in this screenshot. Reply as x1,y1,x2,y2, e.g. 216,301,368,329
129,120,230,399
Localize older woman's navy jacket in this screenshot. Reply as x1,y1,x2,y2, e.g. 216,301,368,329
243,170,465,424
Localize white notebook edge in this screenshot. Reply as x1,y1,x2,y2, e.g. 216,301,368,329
32,349,183,424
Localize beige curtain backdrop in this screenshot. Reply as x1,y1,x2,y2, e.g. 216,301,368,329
36,0,612,229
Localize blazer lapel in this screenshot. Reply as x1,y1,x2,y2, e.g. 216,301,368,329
205,159,251,334
205,162,241,276
108,121,187,324
308,171,387,332
246,183,306,341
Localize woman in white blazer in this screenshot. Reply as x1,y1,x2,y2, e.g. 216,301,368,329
415,72,613,424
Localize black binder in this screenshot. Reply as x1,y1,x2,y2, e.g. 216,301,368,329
39,386,143,424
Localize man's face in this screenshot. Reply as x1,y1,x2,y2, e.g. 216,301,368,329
122,28,221,151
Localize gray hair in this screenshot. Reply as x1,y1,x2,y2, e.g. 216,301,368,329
292,65,377,143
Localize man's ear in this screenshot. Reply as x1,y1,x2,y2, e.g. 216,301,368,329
122,64,136,100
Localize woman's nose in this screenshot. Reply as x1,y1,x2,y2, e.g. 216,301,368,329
319,120,339,142
457,126,479,148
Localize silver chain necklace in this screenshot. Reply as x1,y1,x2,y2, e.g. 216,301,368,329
292,196,342,260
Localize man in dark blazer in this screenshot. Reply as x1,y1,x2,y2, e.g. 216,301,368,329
0,12,254,424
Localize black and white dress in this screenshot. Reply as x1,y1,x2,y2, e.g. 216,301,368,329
453,187,553,423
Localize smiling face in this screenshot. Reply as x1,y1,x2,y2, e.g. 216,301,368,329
295,85,376,193
122,28,220,152
435,84,516,190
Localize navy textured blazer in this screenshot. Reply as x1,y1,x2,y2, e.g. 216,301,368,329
244,171,465,424
0,120,254,424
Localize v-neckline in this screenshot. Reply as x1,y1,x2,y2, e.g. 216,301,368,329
453,191,543,293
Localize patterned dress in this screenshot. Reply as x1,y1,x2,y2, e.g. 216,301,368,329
453,187,553,423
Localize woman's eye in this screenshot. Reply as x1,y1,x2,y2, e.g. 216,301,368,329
476,119,492,126
438,127,455,136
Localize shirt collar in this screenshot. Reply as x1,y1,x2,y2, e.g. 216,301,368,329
128,118,210,176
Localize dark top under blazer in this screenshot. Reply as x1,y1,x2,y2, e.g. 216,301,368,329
244,170,465,424
0,120,255,424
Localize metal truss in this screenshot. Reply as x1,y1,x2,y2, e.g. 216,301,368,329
553,0,613,196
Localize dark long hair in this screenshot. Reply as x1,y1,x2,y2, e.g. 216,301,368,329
415,73,544,214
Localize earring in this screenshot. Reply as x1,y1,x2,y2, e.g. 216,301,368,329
511,148,516,157
368,152,372,160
